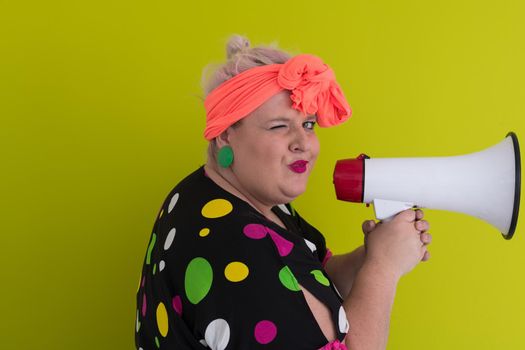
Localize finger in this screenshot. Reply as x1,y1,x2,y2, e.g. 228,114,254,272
421,250,431,262
415,209,424,221
420,232,432,245
399,209,417,222
415,220,430,232
362,220,376,234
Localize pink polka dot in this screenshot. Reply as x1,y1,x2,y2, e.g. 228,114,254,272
243,224,294,256
172,295,182,316
141,275,145,287
243,224,267,239
267,228,294,257
254,320,277,344
141,293,147,317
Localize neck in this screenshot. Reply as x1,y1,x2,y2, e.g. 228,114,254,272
204,161,282,224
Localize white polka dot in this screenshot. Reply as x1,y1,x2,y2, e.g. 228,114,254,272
199,339,208,347
277,204,291,215
204,319,230,350
168,193,179,213
159,260,165,272
304,238,317,253
164,228,176,250
135,310,140,332
338,306,349,333
333,284,343,299
138,348,143,350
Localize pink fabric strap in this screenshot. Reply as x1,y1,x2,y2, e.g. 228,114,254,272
204,54,351,140
319,339,348,350
322,248,333,267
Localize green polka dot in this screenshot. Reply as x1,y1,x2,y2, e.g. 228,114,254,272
311,270,330,286
185,257,213,304
153,263,157,275
146,233,157,265
155,336,160,348
279,266,301,291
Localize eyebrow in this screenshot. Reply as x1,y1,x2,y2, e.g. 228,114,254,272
269,117,291,122
269,115,317,123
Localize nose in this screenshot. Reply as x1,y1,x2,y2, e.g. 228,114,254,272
289,127,309,153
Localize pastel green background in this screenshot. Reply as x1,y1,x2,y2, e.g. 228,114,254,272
1,0,524,348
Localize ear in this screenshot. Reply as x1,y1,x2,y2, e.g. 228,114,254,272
215,128,232,148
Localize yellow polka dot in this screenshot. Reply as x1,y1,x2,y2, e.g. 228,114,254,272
158,208,164,219
225,261,249,282
201,199,233,218
199,228,210,237
156,302,168,337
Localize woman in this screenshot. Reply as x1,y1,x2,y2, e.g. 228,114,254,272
135,35,431,350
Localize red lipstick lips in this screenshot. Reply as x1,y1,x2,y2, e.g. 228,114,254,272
289,160,308,173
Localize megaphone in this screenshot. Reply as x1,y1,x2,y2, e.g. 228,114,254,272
333,132,521,239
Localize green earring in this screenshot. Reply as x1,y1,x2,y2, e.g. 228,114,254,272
218,145,234,168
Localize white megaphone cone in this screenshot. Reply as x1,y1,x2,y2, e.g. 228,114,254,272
333,132,521,239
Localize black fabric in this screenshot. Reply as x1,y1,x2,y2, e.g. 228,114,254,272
135,166,347,349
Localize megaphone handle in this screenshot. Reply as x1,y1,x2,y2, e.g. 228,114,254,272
373,199,416,221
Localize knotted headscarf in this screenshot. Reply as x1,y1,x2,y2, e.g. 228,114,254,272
204,54,351,140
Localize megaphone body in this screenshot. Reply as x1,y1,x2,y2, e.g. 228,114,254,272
333,132,521,239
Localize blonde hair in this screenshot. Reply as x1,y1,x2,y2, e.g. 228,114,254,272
203,35,293,161
201,34,292,97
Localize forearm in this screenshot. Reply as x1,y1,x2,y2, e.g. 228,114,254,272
324,245,366,298
343,260,400,350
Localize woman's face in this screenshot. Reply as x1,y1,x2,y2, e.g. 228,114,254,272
225,91,320,207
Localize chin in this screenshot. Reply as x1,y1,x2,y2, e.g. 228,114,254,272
282,185,307,201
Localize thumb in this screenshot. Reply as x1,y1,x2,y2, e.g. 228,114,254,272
362,220,376,235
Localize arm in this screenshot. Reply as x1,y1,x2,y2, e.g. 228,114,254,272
342,210,431,350
324,213,431,301
343,258,399,350
324,246,366,299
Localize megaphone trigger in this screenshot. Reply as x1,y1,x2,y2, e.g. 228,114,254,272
372,199,415,221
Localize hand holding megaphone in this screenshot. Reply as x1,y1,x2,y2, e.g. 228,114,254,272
334,132,521,239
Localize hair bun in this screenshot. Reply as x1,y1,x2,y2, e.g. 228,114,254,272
226,34,251,59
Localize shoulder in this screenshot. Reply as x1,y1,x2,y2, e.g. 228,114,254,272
152,168,282,271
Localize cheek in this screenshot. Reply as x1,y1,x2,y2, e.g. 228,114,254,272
248,138,284,163
237,141,277,172
311,137,320,159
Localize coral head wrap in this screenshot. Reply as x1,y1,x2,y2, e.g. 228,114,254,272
204,54,351,140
